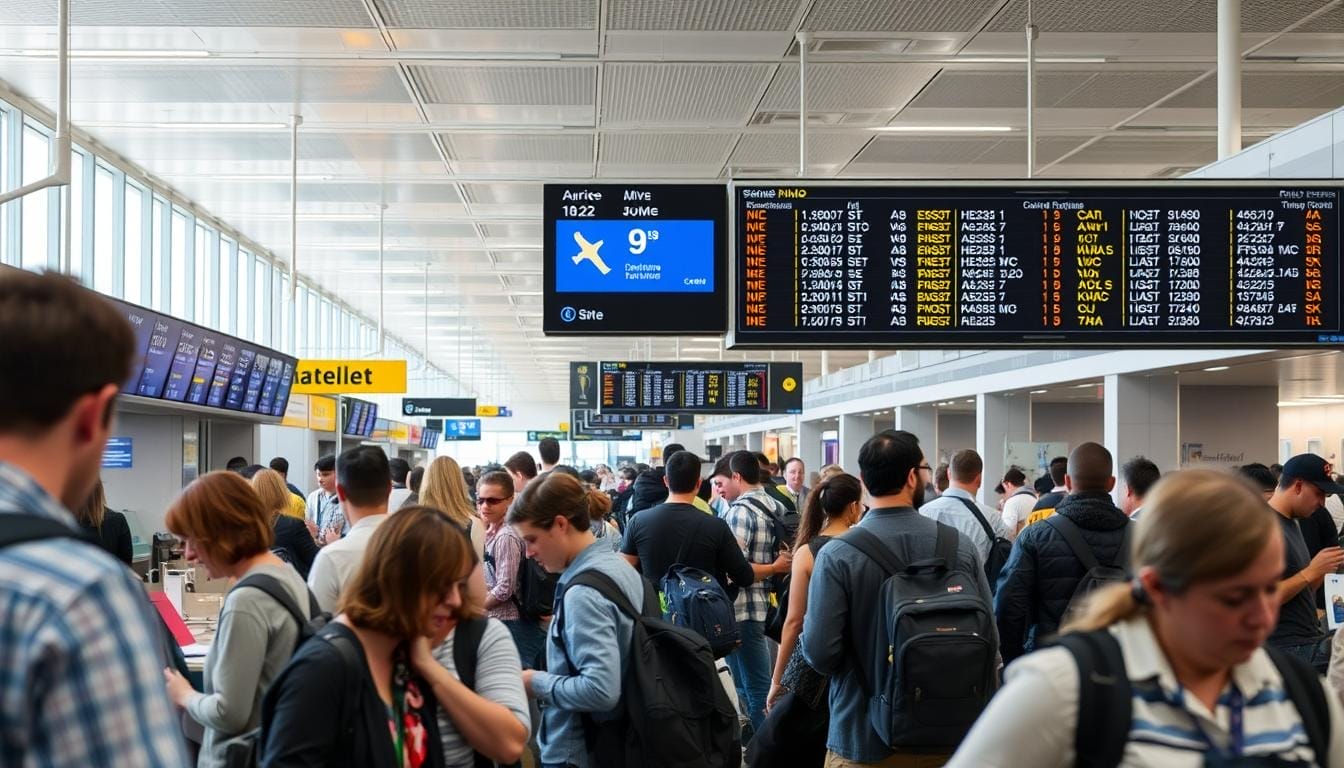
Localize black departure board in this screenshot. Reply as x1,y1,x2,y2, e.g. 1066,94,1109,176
570,361,803,414
731,182,1342,347
578,411,691,428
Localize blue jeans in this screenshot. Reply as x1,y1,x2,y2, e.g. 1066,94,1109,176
725,619,771,733
504,617,547,670
1279,635,1332,674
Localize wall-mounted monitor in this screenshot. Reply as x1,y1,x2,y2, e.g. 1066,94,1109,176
570,360,802,415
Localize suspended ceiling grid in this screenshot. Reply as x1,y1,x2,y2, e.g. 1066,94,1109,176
1,0,1342,403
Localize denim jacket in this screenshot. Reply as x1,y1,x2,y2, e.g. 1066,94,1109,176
531,540,644,768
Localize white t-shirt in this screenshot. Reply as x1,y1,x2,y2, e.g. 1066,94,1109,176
306,514,386,613
1000,490,1038,540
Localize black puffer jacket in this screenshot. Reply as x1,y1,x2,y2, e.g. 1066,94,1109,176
627,469,668,518
993,491,1131,662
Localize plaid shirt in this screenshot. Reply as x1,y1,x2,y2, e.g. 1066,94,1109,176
724,488,785,623
0,462,189,766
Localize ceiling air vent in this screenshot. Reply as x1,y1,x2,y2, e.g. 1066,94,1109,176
794,37,914,55
751,111,847,126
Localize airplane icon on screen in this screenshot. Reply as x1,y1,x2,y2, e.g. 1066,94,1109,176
572,232,612,275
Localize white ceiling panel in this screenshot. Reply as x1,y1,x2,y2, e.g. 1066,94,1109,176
848,135,1009,166
443,133,592,163
730,131,871,167
411,65,595,106
1162,73,1344,110
603,64,774,127
986,0,1335,33
464,183,544,205
758,63,941,112
804,0,1002,33
0,0,373,27
904,70,1205,111
598,132,735,165
373,0,596,29
1062,136,1220,166
480,221,543,240
607,0,801,31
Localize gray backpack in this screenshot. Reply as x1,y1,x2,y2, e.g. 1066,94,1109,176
840,524,996,749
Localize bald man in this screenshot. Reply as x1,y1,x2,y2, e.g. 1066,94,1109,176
992,442,1133,663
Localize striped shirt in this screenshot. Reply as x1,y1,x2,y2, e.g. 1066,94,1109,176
948,616,1344,767
724,488,784,623
0,462,190,767
483,521,523,621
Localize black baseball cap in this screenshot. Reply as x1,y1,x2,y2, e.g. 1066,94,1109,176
1282,453,1344,495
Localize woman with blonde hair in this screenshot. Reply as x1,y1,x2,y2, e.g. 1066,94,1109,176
949,469,1344,767
251,468,319,579
420,455,485,559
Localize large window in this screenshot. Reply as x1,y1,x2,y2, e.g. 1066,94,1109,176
124,183,144,304
253,254,268,344
193,222,209,322
21,124,50,271
69,150,85,278
93,165,114,295
219,236,234,333
237,248,251,339
151,198,165,309
170,209,187,317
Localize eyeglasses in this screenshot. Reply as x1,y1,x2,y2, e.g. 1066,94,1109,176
917,464,932,473
476,496,512,506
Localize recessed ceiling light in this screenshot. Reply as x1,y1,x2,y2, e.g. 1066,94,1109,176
871,125,1013,133
1072,382,1100,389
1030,389,1048,395
1203,366,1230,372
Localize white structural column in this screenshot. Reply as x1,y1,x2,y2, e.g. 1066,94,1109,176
976,393,1032,505
895,404,939,464
799,418,824,480
838,414,870,474
1104,373,1179,506
747,432,765,453
1217,0,1242,158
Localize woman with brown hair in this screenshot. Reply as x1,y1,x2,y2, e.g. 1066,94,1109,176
252,469,320,579
420,455,485,560
949,470,1344,767
259,505,470,768
73,479,133,566
161,471,315,768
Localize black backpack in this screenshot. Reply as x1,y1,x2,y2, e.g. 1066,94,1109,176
1057,629,1330,767
949,495,1013,594
453,617,522,768
554,570,740,768
1044,515,1133,629
738,494,798,641
841,524,997,749
515,554,560,622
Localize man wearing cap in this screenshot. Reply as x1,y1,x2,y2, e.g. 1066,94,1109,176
997,466,1036,542
1268,453,1344,672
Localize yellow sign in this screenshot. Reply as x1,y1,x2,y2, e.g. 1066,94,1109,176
476,405,500,417
292,360,408,395
781,376,798,393
308,396,338,432
281,394,310,428
559,421,569,432
388,422,411,444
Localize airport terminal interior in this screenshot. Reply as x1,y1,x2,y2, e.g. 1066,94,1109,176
3,1,1344,766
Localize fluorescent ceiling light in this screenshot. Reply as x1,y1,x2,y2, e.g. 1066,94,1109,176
1030,389,1048,394
872,125,1013,133
689,337,722,343
1202,365,1230,372
1072,382,1101,389
14,49,210,58
83,121,288,130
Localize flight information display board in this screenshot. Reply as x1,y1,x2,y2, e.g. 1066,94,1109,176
731,182,1342,347
544,183,727,335
570,361,802,414
576,410,694,429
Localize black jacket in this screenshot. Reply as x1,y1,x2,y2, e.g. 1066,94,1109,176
260,623,443,768
272,514,320,580
993,491,1131,662
79,509,133,567
627,469,668,518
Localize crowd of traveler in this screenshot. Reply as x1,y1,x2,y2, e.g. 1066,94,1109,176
12,270,1344,767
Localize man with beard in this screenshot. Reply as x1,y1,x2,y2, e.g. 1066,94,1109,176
803,430,995,766
994,442,1132,664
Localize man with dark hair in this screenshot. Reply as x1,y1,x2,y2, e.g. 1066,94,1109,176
753,451,797,512
304,454,343,543
1022,455,1070,529
504,451,538,493
537,437,561,472
804,430,994,765
0,270,189,765
782,456,808,507
919,449,1011,569
933,461,951,494
226,456,249,473
1268,454,1344,672
662,443,685,465
404,465,425,508
307,446,392,612
622,452,757,603
269,456,304,499
997,466,1036,541
1238,462,1278,500
1119,455,1161,518
995,442,1131,663
712,450,792,737
387,457,412,510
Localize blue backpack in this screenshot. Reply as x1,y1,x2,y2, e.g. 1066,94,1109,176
659,515,740,658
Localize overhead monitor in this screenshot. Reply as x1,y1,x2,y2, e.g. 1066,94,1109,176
441,419,482,441
576,410,693,429
731,181,1342,347
544,183,728,334
570,411,644,441
570,361,802,414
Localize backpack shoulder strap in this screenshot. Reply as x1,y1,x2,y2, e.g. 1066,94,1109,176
1044,515,1102,571
1115,522,1134,570
1055,629,1131,768
837,526,907,576
0,514,90,549
932,521,960,570
951,495,998,543
233,573,312,628
452,616,490,691
1264,644,1331,764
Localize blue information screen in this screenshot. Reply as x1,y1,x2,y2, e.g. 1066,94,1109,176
554,219,715,294
102,437,133,469
442,419,482,440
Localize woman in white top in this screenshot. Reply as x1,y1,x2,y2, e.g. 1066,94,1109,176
950,469,1344,768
